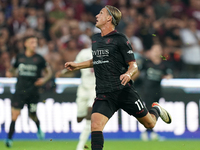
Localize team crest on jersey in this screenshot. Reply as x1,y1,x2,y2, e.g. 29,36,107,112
127,50,134,54
106,38,113,44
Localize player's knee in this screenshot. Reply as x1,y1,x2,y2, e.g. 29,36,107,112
11,111,20,121
12,115,18,121
143,122,155,129
91,121,103,131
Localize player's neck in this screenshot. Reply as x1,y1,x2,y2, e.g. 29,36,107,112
25,49,35,57
100,25,115,37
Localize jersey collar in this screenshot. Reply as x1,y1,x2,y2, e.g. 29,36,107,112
103,30,117,37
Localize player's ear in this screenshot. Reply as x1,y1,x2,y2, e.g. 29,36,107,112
107,15,112,23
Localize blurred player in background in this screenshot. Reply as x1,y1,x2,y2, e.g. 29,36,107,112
57,37,95,150
132,44,173,141
5,36,52,147
65,5,172,150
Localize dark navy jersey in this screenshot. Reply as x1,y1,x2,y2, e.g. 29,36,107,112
13,53,46,94
92,30,135,93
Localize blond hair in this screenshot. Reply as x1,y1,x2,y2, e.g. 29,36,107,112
105,5,122,26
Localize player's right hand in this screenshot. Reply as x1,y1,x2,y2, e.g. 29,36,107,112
64,62,77,71
120,73,131,86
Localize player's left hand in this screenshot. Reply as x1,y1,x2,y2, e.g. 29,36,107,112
34,78,46,86
120,74,131,86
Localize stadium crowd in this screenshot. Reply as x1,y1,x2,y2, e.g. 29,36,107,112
0,0,200,84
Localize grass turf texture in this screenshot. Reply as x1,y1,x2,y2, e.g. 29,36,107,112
0,140,199,150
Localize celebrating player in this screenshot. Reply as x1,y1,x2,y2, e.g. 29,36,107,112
65,5,172,150
5,35,52,147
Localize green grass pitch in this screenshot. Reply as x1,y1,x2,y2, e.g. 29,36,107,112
0,140,199,150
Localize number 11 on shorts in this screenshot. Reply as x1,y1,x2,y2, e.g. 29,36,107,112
135,99,144,111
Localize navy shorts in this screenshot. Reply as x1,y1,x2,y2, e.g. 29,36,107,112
92,85,148,119
11,92,39,112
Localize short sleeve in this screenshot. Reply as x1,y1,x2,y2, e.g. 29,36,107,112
118,35,135,64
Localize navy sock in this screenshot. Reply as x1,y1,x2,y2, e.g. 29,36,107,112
91,131,104,150
8,121,15,139
149,107,160,120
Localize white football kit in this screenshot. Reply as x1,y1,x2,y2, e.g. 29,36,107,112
75,47,96,117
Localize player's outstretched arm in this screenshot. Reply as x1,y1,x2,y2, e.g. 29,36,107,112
65,59,93,71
